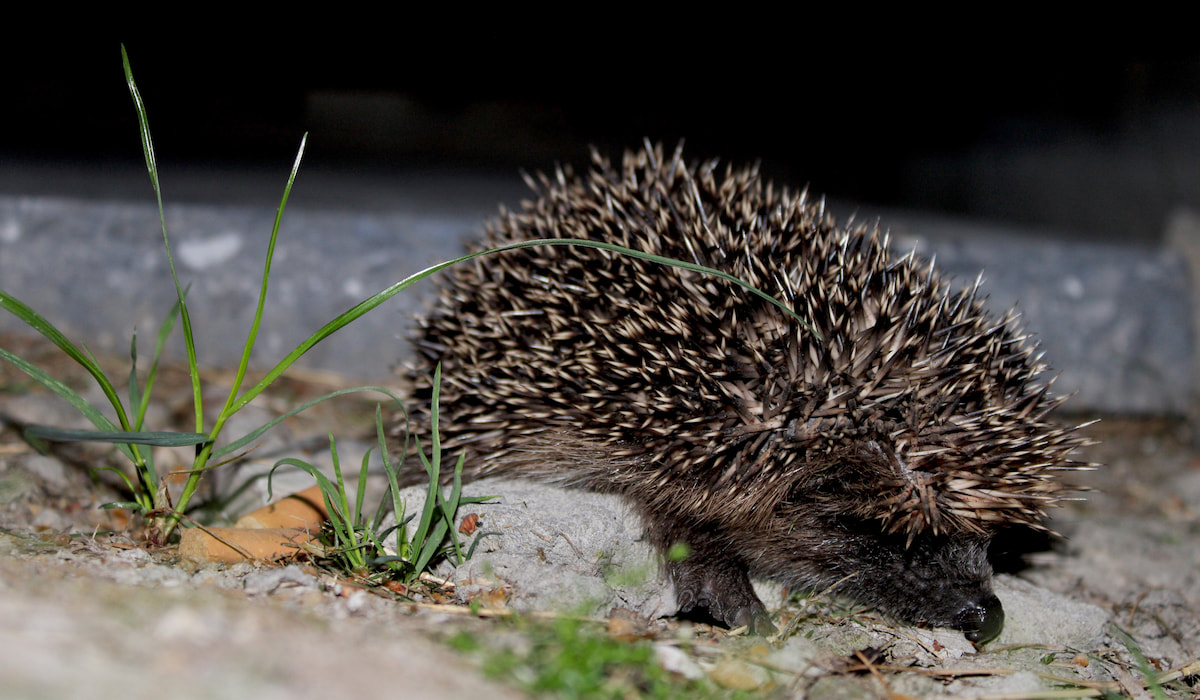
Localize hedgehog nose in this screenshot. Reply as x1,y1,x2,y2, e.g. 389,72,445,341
955,593,1004,644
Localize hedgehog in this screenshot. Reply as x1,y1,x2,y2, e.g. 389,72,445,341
402,142,1087,642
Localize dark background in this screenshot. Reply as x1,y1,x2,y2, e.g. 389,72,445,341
4,39,1199,243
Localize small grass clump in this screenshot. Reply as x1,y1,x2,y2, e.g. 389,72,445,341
449,617,747,700
269,367,495,585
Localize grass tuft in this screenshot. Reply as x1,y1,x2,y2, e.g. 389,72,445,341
268,367,495,585
450,616,746,699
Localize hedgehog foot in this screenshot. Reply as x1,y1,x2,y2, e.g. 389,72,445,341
669,557,777,635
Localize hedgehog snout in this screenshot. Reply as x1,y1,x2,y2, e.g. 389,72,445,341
955,592,1004,644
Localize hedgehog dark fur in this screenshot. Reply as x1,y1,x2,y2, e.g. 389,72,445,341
403,142,1086,641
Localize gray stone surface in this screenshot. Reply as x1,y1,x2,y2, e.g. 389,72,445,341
876,209,1196,414
396,479,672,620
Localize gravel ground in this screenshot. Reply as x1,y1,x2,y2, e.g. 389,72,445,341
1,330,1198,698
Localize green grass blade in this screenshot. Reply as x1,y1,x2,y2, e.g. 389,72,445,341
210,385,404,459
355,446,371,531
127,332,141,427
1,290,132,430
164,136,307,537
412,515,450,575
228,239,815,416
410,363,444,547
134,294,184,430
125,334,158,491
412,455,439,544
375,406,410,557
23,425,210,448
121,45,203,433
327,436,366,567
465,530,500,560
370,406,399,532
327,434,353,532
0,348,135,463
440,452,469,562
430,363,442,481
1112,625,1170,699
213,134,307,428
269,455,368,570
268,458,341,520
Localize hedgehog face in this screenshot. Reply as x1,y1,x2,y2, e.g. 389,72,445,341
828,526,1003,643
751,511,1004,643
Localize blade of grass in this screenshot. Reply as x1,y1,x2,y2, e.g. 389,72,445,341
267,458,342,517
270,453,371,570
127,332,141,428
327,434,353,532
371,406,401,532
210,385,404,459
227,238,817,417
22,426,210,447
0,348,135,462
410,364,448,574
122,45,203,435
440,452,469,562
1112,625,1171,700
354,445,370,531
411,364,445,548
210,134,307,434
1,290,133,431
166,132,307,537
125,296,184,493
125,333,157,491
376,405,411,559
133,294,185,431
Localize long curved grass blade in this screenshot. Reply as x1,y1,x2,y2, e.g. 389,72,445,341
0,347,135,462
269,456,365,568
327,434,354,533
213,134,307,426
121,45,203,433
210,385,404,459
23,425,210,447
465,530,501,560
125,334,157,489
371,405,403,536
267,458,339,516
97,466,140,498
1,290,132,431
229,238,816,416
440,452,469,562
134,294,185,430
162,135,309,539
127,332,142,427
354,444,371,531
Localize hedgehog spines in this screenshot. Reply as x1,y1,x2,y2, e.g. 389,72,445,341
408,140,1087,552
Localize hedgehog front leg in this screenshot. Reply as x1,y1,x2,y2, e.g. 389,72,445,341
649,513,777,634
